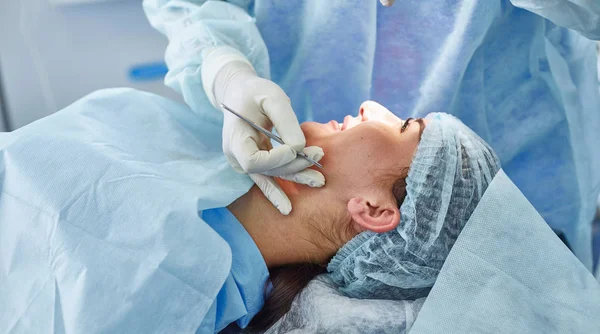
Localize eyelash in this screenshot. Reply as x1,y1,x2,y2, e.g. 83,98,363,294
401,118,413,133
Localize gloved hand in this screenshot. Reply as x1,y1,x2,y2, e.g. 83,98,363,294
202,47,325,215
379,0,396,6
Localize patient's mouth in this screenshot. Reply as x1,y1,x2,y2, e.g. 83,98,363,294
329,120,341,131
342,115,359,131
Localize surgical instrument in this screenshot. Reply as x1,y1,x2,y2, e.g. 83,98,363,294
221,104,324,169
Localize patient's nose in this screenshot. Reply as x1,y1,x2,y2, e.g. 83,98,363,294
359,100,404,126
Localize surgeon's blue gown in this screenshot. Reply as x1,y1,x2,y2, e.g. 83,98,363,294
144,0,600,269
0,89,267,333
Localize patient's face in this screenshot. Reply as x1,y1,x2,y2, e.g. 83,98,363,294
301,101,425,188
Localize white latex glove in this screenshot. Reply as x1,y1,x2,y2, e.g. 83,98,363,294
202,47,325,215
379,0,396,6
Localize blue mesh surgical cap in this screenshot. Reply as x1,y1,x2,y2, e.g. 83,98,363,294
327,113,501,300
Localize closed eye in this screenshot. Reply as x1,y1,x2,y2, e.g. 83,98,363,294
400,118,413,133
401,118,426,141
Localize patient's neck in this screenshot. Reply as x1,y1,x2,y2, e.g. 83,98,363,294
227,184,330,268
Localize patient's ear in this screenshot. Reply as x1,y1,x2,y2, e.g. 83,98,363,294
347,197,400,233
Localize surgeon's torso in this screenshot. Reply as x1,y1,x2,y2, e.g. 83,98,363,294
253,0,600,267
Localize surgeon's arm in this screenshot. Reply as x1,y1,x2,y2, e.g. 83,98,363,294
143,0,269,114
510,0,600,40
143,0,324,216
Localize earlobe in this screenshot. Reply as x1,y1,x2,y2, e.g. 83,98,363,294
347,197,400,233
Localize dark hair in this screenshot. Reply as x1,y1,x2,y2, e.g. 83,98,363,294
246,170,410,332
246,263,326,331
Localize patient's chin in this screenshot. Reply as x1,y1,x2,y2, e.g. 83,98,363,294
301,121,334,146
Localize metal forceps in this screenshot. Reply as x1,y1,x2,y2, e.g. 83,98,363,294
221,104,324,169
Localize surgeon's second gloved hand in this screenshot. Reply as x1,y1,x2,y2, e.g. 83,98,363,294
202,47,325,215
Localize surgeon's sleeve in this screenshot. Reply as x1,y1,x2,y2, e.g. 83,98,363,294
142,0,269,116
510,0,600,40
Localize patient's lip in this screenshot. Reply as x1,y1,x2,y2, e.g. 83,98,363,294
341,115,356,131
329,120,340,131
